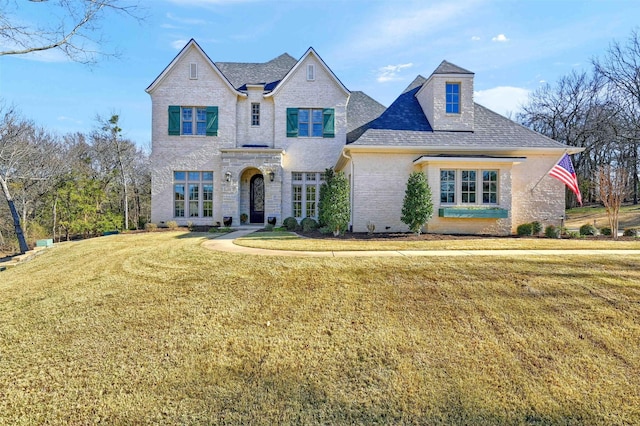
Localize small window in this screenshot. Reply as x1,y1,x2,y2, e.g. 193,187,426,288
440,170,456,204
307,64,315,81
482,170,498,204
446,83,460,114
251,103,260,126
190,63,198,79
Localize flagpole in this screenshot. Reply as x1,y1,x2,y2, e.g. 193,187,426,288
530,149,568,193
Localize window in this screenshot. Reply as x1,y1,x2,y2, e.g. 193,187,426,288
286,108,334,138
190,63,198,79
168,106,218,136
440,170,456,203
440,169,499,205
292,172,326,219
251,103,260,126
173,171,214,218
446,83,460,114
307,64,315,81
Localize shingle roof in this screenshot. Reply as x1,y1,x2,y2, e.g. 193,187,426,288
432,60,474,75
348,76,566,149
215,53,297,90
346,91,387,143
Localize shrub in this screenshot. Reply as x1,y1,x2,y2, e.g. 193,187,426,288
579,223,598,236
283,217,299,231
544,225,559,238
401,171,433,235
187,221,194,231
516,223,533,236
145,223,158,232
623,228,638,237
318,169,350,236
264,224,274,232
531,221,543,236
318,226,332,235
566,230,581,239
301,217,319,233
600,227,612,236
166,221,178,230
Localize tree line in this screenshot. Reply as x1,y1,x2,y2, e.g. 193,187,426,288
517,29,640,208
0,107,150,254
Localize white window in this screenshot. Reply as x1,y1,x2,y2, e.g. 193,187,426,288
307,64,315,81
292,172,325,219
440,169,499,205
190,63,198,80
173,171,214,218
298,109,323,137
251,103,260,126
181,107,207,135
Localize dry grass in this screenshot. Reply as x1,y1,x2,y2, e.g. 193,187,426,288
1,232,639,424
235,231,640,251
565,203,640,229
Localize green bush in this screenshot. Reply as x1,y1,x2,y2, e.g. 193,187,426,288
264,224,274,232
531,221,542,236
623,228,638,237
516,223,533,236
318,226,332,235
301,217,319,233
401,171,433,235
166,221,178,230
566,230,580,239
579,223,598,236
283,217,299,231
318,169,350,236
544,225,559,238
144,223,158,232
600,227,612,236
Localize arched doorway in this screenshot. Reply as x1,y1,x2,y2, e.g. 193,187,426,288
250,174,264,224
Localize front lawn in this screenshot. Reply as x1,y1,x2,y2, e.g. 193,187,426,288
1,232,638,424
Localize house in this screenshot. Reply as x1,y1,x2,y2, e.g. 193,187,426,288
146,39,579,235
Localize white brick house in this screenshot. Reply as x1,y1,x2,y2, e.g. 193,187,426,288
147,40,580,235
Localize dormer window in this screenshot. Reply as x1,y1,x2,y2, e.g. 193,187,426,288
446,82,460,114
307,64,315,81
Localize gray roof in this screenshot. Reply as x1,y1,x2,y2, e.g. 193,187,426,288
348,77,566,149
346,91,387,142
215,53,297,90
432,60,474,75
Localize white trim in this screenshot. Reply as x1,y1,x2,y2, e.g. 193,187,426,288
414,156,526,166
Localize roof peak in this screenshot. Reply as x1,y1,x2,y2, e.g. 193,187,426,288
432,60,474,75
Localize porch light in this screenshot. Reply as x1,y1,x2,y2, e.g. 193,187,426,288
225,171,232,182
268,171,275,182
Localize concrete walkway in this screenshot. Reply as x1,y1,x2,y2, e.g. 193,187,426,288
202,229,640,258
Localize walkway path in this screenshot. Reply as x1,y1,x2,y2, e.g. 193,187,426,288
202,229,640,257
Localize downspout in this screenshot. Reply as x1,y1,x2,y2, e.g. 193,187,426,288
341,149,354,230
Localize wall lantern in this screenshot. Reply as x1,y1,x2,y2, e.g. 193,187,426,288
268,171,275,182
225,171,232,182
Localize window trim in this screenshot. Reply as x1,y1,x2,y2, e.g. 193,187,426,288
439,168,499,206
307,64,315,81
251,103,260,127
173,171,214,218
291,172,326,219
189,63,198,80
446,82,461,114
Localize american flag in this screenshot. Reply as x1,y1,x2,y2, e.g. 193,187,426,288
549,154,582,205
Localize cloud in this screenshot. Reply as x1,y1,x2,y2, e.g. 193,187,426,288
474,86,530,117
166,12,207,25
343,0,480,55
376,63,414,83
471,36,481,41
171,39,189,50
492,34,509,42
57,116,83,125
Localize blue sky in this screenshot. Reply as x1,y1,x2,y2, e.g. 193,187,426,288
1,0,640,148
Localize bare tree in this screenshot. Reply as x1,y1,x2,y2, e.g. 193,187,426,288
594,29,640,204
598,165,629,239
0,0,142,64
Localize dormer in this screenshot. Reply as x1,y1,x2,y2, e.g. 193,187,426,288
416,60,474,132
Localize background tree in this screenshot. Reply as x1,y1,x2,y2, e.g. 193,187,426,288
318,169,350,236
0,0,142,64
401,171,433,235
598,165,629,239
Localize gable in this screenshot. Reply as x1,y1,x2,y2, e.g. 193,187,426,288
146,39,240,96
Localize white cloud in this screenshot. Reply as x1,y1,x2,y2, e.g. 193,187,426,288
474,86,530,117
166,13,207,25
171,39,189,50
57,116,83,125
492,34,509,42
376,63,414,83
471,36,481,41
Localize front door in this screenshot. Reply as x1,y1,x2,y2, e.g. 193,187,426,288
250,174,265,224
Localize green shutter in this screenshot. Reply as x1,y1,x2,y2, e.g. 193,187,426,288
168,105,180,135
323,108,335,138
286,108,298,137
206,106,218,136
